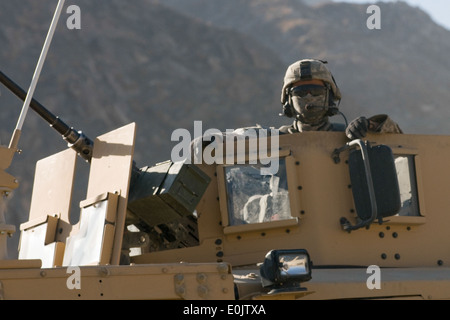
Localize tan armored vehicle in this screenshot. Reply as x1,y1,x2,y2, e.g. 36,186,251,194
1,2,450,301
2,104,450,300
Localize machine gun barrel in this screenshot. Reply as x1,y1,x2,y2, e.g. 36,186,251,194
0,70,93,161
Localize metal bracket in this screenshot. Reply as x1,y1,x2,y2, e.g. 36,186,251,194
332,139,378,232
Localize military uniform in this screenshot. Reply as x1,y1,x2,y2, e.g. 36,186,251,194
279,59,402,139
279,113,402,135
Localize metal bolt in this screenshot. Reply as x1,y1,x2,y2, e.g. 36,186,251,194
197,285,208,298
99,267,110,277
175,286,185,297
174,274,184,284
217,263,229,274
197,273,207,284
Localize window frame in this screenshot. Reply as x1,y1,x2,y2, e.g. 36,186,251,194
216,151,301,234
385,148,426,225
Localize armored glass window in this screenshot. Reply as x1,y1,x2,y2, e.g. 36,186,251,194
224,158,292,226
394,155,420,217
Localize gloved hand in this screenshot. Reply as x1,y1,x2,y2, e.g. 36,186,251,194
345,116,369,139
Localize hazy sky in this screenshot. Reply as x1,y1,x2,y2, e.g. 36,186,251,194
333,0,450,30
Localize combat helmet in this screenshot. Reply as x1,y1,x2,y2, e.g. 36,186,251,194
281,59,341,107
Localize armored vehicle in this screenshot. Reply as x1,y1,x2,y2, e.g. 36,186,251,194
1,1,450,301
3,102,450,300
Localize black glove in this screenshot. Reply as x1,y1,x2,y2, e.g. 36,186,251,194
345,116,369,140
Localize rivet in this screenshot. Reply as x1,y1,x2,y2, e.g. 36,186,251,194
217,263,229,273
198,285,208,297
174,274,184,284
175,286,185,296
99,267,110,277
197,273,207,283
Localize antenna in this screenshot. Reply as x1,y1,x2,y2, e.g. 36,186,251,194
9,0,66,150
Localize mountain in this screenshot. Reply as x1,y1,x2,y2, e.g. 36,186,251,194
1,0,450,256
0,0,285,254
162,0,450,133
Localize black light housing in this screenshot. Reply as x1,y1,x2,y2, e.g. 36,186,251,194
260,249,312,292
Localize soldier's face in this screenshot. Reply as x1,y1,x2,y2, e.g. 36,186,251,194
290,80,329,125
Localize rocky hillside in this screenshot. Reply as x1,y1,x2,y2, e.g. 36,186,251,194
0,0,285,254
163,0,450,132
1,0,449,255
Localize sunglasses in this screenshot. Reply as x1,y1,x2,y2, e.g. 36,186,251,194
290,85,327,98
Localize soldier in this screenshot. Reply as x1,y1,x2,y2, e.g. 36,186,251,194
279,59,402,139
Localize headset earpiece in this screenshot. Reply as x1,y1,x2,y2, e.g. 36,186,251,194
281,101,296,118
280,86,296,118
325,86,341,116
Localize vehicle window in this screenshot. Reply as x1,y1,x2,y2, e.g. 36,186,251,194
224,158,292,226
394,155,420,216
